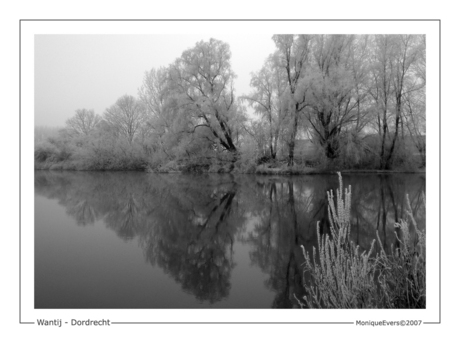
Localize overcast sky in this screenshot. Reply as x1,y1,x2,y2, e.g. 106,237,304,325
34,34,277,127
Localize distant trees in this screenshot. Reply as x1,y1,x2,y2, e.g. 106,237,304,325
138,67,172,141
139,67,169,120
104,95,147,144
243,54,288,160
138,67,169,155
65,109,101,136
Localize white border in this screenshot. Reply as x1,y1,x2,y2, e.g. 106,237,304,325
21,20,440,324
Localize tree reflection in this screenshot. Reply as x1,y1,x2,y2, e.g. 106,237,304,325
239,177,320,308
35,171,425,307
144,179,240,303
35,172,242,304
239,174,425,308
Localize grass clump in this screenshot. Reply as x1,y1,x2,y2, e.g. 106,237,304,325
297,172,425,309
375,195,426,308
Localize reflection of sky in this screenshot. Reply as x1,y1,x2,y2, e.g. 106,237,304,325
240,213,262,237
36,193,275,308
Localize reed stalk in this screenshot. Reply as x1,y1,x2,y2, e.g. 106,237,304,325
298,172,426,309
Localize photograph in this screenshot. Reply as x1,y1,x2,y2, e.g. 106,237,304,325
33,32,426,310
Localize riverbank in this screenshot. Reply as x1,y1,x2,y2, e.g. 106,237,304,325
35,161,426,175
249,165,425,175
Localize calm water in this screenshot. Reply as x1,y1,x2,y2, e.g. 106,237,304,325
35,171,425,308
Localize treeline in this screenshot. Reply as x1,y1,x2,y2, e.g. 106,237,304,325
35,35,426,172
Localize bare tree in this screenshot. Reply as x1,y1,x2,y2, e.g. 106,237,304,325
403,78,426,166
65,109,101,136
104,95,147,144
368,35,424,169
349,35,372,133
386,35,423,169
272,34,312,166
139,67,168,118
243,54,288,160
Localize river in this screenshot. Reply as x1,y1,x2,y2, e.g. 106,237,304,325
34,171,425,308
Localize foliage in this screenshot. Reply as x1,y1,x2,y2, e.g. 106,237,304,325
298,173,425,308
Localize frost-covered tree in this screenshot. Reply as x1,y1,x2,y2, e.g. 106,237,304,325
272,34,312,166
104,95,147,144
243,54,288,160
168,38,244,158
65,109,101,136
302,35,358,160
368,34,425,169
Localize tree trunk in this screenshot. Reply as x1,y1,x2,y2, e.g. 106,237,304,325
325,141,338,159
287,108,299,167
379,113,388,170
288,141,295,166
385,97,402,169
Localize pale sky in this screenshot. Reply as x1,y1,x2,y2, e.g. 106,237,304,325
34,34,277,127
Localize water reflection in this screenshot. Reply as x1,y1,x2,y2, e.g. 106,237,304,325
35,171,425,308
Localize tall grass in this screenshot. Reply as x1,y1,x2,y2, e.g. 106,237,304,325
297,172,426,309
375,193,426,308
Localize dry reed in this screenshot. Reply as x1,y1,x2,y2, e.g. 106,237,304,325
298,173,426,309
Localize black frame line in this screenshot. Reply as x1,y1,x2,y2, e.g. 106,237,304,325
20,18,441,325
111,322,354,324
20,19,440,21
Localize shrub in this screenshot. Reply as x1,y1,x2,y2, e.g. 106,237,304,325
235,161,256,174
34,142,59,162
147,153,167,172
75,139,148,170
390,142,420,171
234,149,257,173
297,172,426,309
158,160,180,173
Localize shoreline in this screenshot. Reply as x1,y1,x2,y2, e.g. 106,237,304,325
34,166,426,175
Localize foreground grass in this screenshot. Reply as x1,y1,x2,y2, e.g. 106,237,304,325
297,172,426,309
